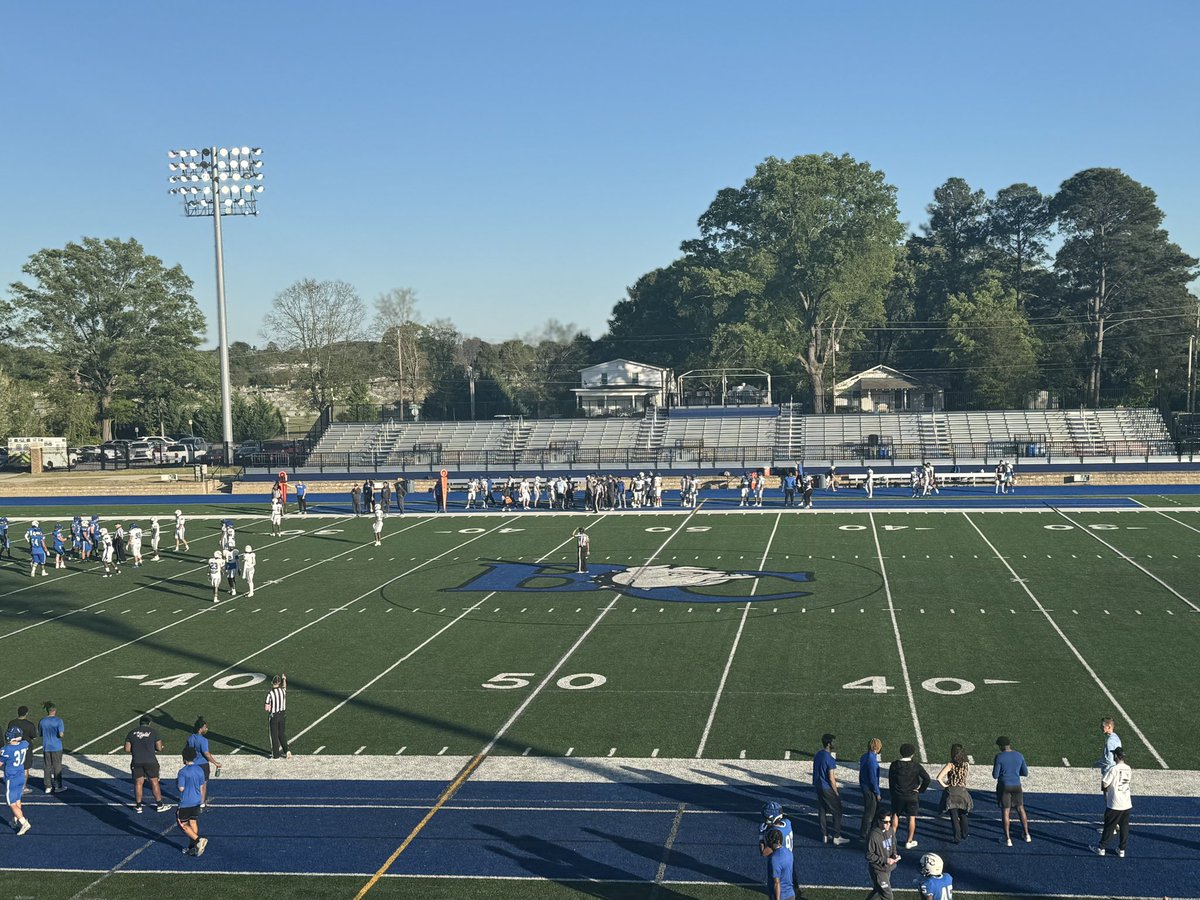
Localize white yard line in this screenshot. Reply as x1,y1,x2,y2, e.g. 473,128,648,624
963,512,1168,769
1052,508,1200,613
694,511,781,759
71,517,518,753
1151,507,1200,537
289,521,608,745
869,512,927,762
0,569,82,599
67,818,178,900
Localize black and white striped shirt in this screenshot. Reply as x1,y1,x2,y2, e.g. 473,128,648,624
265,686,286,714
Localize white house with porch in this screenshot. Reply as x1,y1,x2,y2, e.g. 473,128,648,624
834,365,944,413
572,359,674,416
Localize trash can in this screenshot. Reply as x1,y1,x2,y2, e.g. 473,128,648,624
816,474,828,490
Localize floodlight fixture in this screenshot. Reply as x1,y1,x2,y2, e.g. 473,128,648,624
165,143,266,463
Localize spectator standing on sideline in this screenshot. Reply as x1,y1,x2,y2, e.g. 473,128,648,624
1092,747,1133,857
295,480,308,516
37,702,64,794
865,466,875,499
2,727,32,835
935,743,973,843
759,827,795,900
350,483,362,515
1096,717,1122,775
814,732,849,844
5,707,36,794
395,476,407,514
363,479,375,513
124,715,171,813
859,737,883,842
888,743,930,849
265,674,291,760
379,479,391,513
864,808,899,900
186,717,222,809
992,736,1032,846
176,746,207,857
576,528,590,574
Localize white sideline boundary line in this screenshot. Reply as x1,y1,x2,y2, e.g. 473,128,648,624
1,515,426,703
0,519,358,642
288,519,610,744
963,512,1168,769
70,517,513,753
694,511,782,759
869,511,927,762
1052,507,1200,613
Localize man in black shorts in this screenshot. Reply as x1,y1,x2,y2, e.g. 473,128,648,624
991,736,1032,846
176,746,207,857
888,743,930,850
124,716,172,813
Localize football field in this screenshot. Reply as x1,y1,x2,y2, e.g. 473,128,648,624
0,494,1198,897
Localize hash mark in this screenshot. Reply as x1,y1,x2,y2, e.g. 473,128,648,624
313,746,325,754
437,746,448,756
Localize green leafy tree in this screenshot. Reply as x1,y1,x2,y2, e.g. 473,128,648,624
0,367,43,439
682,154,905,412
9,237,206,441
1052,168,1199,406
237,393,284,442
987,183,1054,310
936,278,1041,408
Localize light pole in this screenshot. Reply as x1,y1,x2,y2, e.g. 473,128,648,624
466,365,477,420
166,146,264,465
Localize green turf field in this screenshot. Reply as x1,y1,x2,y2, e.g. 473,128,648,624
1,504,1197,770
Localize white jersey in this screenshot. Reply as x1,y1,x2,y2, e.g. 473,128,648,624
241,550,256,575
151,521,161,547
1103,761,1133,811
372,509,384,533
270,501,282,524
175,515,186,538
101,535,114,562
129,525,143,548
208,558,222,584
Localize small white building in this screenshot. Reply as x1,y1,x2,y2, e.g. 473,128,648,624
834,365,944,413
572,359,674,416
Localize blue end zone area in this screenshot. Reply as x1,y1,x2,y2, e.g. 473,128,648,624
5,777,1196,896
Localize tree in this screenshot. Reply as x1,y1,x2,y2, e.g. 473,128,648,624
374,288,422,419
935,278,1040,408
987,183,1053,310
0,367,42,438
1052,169,1199,406
262,279,368,410
9,237,206,441
682,154,905,412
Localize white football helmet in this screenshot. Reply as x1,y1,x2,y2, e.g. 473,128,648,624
31,520,40,528
175,509,182,516
920,853,944,877
244,545,253,553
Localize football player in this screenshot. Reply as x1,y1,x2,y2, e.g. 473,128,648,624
128,521,144,567
150,517,162,561
52,523,67,569
0,516,11,560
269,498,283,537
919,853,952,900
207,551,223,602
25,520,48,578
174,510,189,552
2,726,32,835
223,546,240,598
242,545,257,597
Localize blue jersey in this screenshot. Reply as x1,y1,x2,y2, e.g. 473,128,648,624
53,527,66,553
39,716,65,752
187,732,210,759
920,873,953,900
759,817,793,852
224,553,239,574
812,748,837,790
26,527,45,550
765,845,795,899
1,741,29,781
992,750,1028,787
0,518,8,547
177,762,205,807
859,751,881,795
296,483,307,498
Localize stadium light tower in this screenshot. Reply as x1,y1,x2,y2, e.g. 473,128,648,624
166,146,265,464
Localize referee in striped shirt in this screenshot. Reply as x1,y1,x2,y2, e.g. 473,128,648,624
265,674,292,759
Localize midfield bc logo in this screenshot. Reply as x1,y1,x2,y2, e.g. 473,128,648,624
447,561,814,603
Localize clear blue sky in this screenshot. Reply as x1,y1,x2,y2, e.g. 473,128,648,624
2,0,1197,347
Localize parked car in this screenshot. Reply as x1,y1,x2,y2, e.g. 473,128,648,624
128,441,156,462
175,437,209,460
233,441,263,463
76,445,101,462
101,440,132,459
0,448,8,468
161,443,191,465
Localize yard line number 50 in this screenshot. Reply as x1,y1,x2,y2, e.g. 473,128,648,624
482,672,607,691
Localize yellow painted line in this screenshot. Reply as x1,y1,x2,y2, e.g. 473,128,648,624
353,752,488,899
